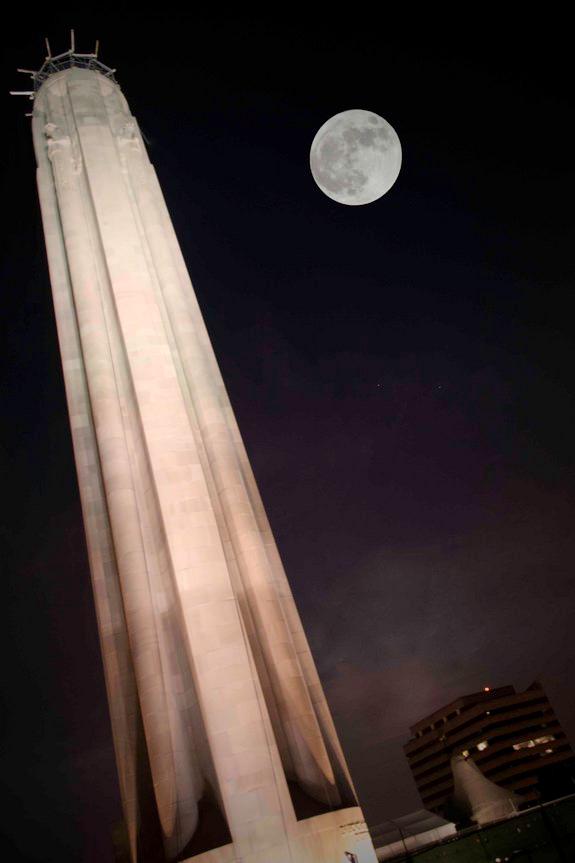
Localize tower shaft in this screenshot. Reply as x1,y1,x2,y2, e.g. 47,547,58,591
32,65,376,863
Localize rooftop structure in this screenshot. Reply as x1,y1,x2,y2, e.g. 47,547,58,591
10,30,115,111
370,810,456,861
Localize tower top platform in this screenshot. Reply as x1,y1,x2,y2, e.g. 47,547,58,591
10,30,116,105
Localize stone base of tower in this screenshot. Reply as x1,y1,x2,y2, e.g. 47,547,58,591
182,807,376,863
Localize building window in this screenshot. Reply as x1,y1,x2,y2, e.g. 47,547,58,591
477,740,489,751
513,735,555,751
461,749,469,758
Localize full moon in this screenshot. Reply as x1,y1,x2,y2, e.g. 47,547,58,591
310,109,402,205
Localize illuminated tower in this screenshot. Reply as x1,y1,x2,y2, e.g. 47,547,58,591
15,37,377,863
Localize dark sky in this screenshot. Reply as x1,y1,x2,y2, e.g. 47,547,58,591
2,12,574,862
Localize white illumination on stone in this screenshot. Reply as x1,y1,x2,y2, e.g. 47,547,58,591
28,56,377,863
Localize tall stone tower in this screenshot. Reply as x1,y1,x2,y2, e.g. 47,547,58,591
17,39,377,863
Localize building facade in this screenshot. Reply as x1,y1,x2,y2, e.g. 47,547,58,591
404,681,575,821
22,43,377,863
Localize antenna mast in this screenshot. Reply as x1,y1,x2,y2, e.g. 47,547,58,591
10,32,116,111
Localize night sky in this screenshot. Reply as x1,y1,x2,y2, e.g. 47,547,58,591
2,12,574,862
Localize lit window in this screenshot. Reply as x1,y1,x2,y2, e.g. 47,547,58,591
513,734,555,751
477,740,489,751
545,748,553,754
461,749,469,758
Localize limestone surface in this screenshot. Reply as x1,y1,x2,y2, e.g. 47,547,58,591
32,66,377,863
